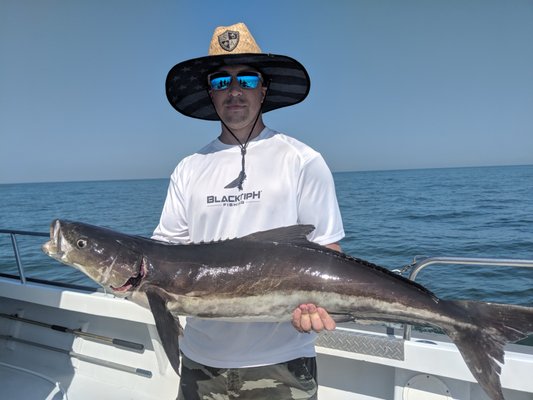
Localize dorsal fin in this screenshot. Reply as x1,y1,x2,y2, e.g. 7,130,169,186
240,224,318,248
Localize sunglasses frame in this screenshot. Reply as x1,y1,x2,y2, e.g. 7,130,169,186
207,71,264,91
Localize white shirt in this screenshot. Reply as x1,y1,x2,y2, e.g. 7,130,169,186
153,127,344,368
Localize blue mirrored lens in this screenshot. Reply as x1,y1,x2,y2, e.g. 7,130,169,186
209,72,261,90
236,75,260,89
210,75,232,90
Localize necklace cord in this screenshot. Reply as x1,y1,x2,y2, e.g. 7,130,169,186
220,110,261,190
207,79,270,190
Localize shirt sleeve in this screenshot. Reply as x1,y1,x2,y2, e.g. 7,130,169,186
152,164,190,244
296,154,345,246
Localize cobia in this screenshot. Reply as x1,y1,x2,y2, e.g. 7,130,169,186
42,219,533,400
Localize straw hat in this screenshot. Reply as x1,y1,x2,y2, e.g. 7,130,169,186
165,22,311,121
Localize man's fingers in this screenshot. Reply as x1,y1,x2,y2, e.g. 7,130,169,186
307,304,324,331
299,304,312,332
291,306,303,331
292,304,337,333
317,307,336,331
292,304,312,332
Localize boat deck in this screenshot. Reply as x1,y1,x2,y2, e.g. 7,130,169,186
0,278,180,400
0,361,65,400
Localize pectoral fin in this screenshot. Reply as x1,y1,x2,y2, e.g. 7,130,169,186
146,287,182,375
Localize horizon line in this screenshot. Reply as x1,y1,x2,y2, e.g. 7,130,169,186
1,163,532,186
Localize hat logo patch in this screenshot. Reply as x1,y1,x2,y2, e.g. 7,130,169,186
218,30,239,52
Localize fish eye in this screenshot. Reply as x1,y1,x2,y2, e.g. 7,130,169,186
76,239,88,249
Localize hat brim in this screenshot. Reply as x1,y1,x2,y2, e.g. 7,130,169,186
165,53,310,121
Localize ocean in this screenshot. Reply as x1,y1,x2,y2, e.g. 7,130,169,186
1,165,532,306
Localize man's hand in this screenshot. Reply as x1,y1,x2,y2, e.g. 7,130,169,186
292,303,336,333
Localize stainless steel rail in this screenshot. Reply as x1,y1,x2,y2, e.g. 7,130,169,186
0,228,98,291
0,312,145,352
0,229,48,285
0,334,152,378
403,256,533,340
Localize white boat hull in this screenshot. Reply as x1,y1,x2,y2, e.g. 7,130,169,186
1,277,532,400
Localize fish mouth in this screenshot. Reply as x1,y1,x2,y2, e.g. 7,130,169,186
42,219,64,259
110,257,147,292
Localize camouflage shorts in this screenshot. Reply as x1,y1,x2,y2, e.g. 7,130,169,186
177,354,318,400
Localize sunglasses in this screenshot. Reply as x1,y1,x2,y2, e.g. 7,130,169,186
208,71,263,91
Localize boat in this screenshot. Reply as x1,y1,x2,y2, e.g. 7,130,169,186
1,228,532,400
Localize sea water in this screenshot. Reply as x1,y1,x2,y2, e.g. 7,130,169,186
1,165,532,305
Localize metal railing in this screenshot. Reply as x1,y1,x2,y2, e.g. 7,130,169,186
403,256,533,340
0,228,97,291
0,229,49,285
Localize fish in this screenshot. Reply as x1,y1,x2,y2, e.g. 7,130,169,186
41,219,533,400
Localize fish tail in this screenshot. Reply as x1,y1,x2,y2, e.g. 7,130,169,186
442,300,533,400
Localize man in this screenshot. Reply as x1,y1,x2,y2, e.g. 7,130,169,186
153,22,344,400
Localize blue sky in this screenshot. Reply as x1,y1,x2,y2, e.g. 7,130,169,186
1,0,532,184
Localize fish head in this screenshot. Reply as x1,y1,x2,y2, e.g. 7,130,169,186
42,219,147,296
